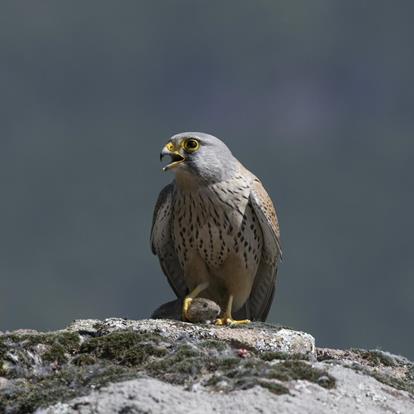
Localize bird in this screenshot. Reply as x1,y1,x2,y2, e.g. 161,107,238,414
151,132,282,325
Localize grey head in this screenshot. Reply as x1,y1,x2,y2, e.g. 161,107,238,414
160,132,239,183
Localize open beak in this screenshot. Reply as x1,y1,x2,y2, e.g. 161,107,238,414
160,145,186,171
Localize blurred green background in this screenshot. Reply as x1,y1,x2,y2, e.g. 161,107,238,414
1,1,413,359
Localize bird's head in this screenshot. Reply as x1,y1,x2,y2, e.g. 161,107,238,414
160,132,238,182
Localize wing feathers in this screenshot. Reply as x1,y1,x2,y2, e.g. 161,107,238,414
245,179,282,321
151,183,187,298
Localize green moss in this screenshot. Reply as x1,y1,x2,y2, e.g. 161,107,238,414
147,346,205,384
219,358,267,380
351,349,399,367
10,332,80,353
260,351,289,361
337,349,414,395
1,370,79,413
173,344,200,358
233,376,261,390
241,358,266,370
0,332,80,378
86,365,137,388
0,330,173,412
0,339,6,376
0,328,340,412
409,364,414,381
0,364,139,414
42,345,68,364
79,331,167,366
220,357,241,370
8,332,80,364
266,360,335,389
171,357,204,375
147,344,201,372
371,371,414,395
257,380,289,395
72,354,97,366
205,374,223,386
0,338,6,357
211,358,335,391
355,362,414,395
200,340,228,352
208,373,290,395
260,351,310,361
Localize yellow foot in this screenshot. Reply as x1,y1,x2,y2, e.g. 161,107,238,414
182,297,193,321
215,317,251,326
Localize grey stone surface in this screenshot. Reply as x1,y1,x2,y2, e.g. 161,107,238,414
1,319,413,414
66,319,102,336
76,318,316,355
38,365,414,414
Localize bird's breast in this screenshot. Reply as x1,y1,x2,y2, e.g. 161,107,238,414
172,179,263,273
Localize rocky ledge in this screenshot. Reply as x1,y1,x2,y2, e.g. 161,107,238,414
0,318,413,413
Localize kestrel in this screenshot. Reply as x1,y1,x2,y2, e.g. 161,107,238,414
151,132,282,325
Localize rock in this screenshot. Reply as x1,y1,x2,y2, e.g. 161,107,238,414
66,319,102,336
151,298,221,323
0,319,412,414
77,318,315,355
37,369,414,414
0,377,9,390
8,329,39,335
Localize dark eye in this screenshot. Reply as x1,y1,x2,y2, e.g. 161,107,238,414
183,138,200,153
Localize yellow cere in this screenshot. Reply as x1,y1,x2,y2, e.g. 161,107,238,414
166,142,175,152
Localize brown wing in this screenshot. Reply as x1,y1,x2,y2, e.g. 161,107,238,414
238,178,282,321
150,182,188,298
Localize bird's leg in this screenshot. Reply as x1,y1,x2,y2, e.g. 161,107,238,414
182,282,209,321
215,295,251,326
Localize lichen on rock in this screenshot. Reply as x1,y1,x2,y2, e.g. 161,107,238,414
0,319,413,414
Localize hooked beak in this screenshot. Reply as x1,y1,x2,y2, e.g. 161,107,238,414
160,145,186,171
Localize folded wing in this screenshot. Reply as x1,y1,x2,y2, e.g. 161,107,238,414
238,178,282,321
151,182,188,298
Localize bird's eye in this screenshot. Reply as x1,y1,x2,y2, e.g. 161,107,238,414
183,138,200,153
